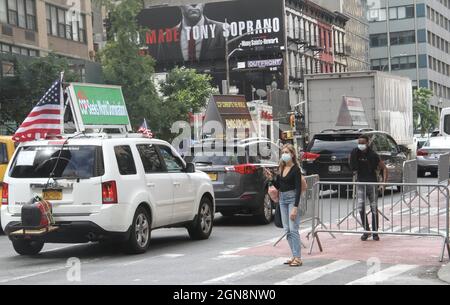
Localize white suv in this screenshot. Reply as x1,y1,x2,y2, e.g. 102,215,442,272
1,134,215,255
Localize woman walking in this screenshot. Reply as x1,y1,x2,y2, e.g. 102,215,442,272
265,144,306,267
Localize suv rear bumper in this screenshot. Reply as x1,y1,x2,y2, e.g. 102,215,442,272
5,221,131,244
215,192,261,213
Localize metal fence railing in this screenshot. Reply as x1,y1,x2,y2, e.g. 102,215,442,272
308,180,450,262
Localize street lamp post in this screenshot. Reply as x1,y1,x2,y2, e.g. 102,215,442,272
225,25,273,94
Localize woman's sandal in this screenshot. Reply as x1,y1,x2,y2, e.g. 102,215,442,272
289,258,303,267
284,258,294,265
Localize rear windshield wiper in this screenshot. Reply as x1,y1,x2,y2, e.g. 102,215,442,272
195,161,213,165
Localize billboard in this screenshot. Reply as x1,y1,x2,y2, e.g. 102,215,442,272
68,83,132,132
138,0,285,64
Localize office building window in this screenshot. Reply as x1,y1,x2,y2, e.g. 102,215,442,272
2,0,35,29
46,3,86,43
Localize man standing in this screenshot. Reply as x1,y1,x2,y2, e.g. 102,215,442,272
350,135,388,241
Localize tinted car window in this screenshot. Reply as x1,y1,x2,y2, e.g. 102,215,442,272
158,145,184,172
309,135,359,154
0,143,7,164
137,144,164,173
10,145,104,178
114,146,137,175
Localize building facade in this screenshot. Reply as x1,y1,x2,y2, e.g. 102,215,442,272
368,0,450,109
0,0,100,81
285,0,349,105
142,0,349,109
311,0,370,71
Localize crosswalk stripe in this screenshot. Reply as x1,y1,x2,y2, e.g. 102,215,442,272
275,260,359,285
346,264,417,285
203,258,286,284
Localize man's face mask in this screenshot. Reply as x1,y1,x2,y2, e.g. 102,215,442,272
358,144,367,151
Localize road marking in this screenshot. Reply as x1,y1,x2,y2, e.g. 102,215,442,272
346,264,417,285
203,258,285,284
159,253,185,258
276,260,359,285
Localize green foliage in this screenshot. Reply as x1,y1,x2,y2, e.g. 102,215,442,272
159,67,215,140
413,88,439,136
0,54,79,132
99,0,160,131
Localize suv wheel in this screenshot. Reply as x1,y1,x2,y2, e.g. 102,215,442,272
12,239,44,256
188,197,213,240
254,192,273,225
125,206,151,254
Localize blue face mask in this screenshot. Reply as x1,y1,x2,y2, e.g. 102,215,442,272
281,153,292,162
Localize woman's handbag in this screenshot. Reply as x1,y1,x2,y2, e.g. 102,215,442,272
274,204,283,228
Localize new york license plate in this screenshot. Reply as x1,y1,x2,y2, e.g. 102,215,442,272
329,166,341,173
43,189,62,201
207,173,218,181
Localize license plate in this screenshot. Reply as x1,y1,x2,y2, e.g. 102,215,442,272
207,173,218,181
329,166,341,173
43,189,62,201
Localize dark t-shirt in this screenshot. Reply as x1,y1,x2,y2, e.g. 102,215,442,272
350,148,381,182
272,165,302,207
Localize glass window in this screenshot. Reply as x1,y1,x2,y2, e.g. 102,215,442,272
9,146,104,179
7,0,17,25
137,144,164,173
72,12,79,41
51,5,57,35
0,143,8,164
378,8,387,21
114,146,137,176
57,8,65,38
397,7,406,19
0,0,7,23
158,145,184,172
17,0,25,27
25,0,35,30
389,7,397,20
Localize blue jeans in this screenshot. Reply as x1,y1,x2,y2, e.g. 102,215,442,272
279,190,301,258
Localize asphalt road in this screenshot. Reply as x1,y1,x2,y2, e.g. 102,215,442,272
0,177,447,285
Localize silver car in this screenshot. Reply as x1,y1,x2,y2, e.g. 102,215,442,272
417,137,450,177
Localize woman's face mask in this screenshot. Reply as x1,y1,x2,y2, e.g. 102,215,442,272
281,153,292,162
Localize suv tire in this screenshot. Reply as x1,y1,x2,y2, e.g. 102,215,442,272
188,197,213,240
254,191,273,225
125,206,151,254
12,239,44,256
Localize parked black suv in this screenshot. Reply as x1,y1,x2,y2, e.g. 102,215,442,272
186,138,279,224
302,129,407,194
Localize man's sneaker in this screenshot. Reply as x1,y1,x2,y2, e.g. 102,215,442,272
361,234,370,241
373,234,380,241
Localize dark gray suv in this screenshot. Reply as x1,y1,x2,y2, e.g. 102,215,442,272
187,139,279,224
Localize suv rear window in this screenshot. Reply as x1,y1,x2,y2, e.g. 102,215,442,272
10,145,104,178
114,146,137,175
309,135,359,154
0,143,8,164
192,147,247,165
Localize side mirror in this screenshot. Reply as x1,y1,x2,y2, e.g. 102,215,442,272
185,162,196,173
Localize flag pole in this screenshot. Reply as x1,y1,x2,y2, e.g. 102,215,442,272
60,71,66,135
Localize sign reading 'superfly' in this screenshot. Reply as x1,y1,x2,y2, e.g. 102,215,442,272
137,0,285,64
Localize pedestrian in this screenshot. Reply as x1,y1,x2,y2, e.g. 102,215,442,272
350,135,388,241
265,144,306,267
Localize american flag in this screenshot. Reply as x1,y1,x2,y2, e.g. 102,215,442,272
138,118,153,138
13,79,63,143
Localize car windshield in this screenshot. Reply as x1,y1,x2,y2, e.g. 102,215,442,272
309,136,359,154
9,145,104,179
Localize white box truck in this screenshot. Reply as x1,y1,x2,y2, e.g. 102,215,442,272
305,71,415,154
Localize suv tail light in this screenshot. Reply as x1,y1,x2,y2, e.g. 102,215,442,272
227,164,258,175
1,183,8,205
417,149,429,157
302,152,321,162
102,181,118,204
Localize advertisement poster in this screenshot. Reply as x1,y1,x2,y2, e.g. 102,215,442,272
138,0,285,64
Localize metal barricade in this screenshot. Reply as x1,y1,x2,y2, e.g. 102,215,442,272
308,180,450,262
427,153,450,197
394,159,428,209
273,175,335,247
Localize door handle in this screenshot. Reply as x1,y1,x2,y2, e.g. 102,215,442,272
147,183,156,188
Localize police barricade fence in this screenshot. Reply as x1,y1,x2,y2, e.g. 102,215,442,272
308,179,450,262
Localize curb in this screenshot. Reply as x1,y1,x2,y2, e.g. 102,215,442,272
438,264,450,284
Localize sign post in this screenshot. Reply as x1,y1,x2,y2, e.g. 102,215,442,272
67,83,132,132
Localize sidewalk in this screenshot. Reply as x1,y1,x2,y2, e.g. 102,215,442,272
438,264,450,284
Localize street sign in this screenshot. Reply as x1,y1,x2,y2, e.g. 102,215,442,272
67,83,132,132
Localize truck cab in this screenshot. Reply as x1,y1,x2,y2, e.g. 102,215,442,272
440,108,450,137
